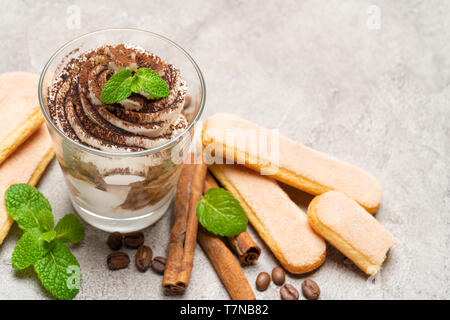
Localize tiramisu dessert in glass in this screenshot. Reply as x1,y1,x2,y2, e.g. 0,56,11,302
39,29,205,232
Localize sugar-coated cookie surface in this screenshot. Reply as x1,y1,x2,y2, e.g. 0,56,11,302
202,113,382,213
209,164,326,274
0,125,54,244
308,191,396,275
0,72,44,165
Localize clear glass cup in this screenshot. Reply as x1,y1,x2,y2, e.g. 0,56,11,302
39,29,205,232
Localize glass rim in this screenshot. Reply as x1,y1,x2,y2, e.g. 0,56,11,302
38,28,206,157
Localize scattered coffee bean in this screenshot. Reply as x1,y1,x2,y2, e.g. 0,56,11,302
255,272,271,291
135,245,153,272
302,279,320,300
151,256,167,274
123,231,144,248
272,266,285,285
107,251,130,270
280,283,299,300
107,232,123,250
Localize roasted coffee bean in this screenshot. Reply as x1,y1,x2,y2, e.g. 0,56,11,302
302,279,320,300
272,266,285,285
107,232,123,250
107,252,130,270
123,231,144,248
280,284,299,300
255,272,271,291
151,256,166,274
135,245,153,272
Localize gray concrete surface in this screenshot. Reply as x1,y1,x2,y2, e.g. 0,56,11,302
0,0,449,300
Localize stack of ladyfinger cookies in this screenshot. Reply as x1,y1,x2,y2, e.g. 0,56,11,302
0,72,55,244
202,113,396,276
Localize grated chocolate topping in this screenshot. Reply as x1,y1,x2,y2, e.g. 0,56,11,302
47,44,188,152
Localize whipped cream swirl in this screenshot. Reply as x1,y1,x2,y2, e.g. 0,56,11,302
47,44,188,152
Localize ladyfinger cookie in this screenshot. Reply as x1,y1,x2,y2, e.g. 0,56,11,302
209,164,326,274
0,72,44,165
0,125,55,244
202,113,382,213
307,191,396,275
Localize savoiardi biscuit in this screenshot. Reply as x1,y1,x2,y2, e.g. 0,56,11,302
0,72,44,165
209,164,326,274
0,125,54,244
202,113,382,213
307,191,396,275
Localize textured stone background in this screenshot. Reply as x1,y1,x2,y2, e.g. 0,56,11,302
0,0,449,300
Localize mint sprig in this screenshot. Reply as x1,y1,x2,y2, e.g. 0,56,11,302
196,188,248,237
5,183,54,232
131,68,171,99
5,184,84,300
11,228,50,270
100,67,170,104
99,69,133,104
54,214,85,244
34,240,80,301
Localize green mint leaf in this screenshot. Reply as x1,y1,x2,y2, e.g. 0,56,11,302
130,67,170,99
12,228,50,270
6,185,83,300
5,184,54,232
100,69,133,104
34,240,81,300
41,230,57,242
55,214,85,244
196,188,248,237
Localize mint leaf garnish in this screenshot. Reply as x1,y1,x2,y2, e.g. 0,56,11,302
196,188,248,237
100,69,133,104
12,228,50,270
5,183,53,232
41,230,57,242
5,184,84,300
131,67,171,99
34,240,80,300
55,214,85,244
100,67,170,104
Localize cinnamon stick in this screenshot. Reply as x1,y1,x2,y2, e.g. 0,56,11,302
197,226,256,300
163,154,207,293
204,172,261,265
227,232,261,265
